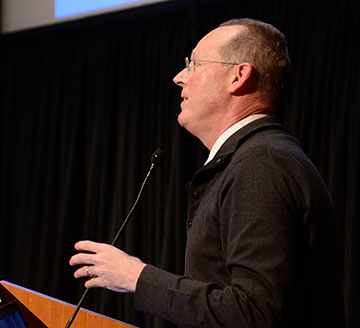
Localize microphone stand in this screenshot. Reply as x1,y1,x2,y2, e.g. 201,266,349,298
65,149,166,328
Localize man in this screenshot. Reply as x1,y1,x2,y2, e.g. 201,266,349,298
70,19,337,327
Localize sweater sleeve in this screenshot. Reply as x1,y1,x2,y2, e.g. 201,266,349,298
134,264,256,328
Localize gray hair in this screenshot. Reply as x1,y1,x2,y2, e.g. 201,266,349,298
219,18,292,109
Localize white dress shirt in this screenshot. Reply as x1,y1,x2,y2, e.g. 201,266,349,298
204,114,268,165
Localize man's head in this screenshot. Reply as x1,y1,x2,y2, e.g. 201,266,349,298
173,18,291,149
218,18,292,108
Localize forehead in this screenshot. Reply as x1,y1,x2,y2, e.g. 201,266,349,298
191,25,246,58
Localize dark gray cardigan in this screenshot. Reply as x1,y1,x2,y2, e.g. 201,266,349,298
135,116,337,328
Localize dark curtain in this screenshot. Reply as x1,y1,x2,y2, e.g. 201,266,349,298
0,0,358,327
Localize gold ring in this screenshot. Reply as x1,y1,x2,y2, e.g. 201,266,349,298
86,267,89,276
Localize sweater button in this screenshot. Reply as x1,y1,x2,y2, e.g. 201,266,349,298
188,221,192,227
192,192,200,200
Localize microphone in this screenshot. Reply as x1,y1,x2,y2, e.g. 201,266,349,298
65,148,166,328
151,148,167,169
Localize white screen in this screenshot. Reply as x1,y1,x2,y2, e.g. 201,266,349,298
1,0,171,33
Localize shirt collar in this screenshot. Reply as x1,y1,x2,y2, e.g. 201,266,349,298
204,114,268,165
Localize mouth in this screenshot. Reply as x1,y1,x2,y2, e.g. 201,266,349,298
181,95,188,101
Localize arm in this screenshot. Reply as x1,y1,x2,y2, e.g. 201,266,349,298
135,153,305,327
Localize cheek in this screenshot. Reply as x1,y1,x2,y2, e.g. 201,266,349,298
188,73,213,100
193,66,225,91
188,76,223,109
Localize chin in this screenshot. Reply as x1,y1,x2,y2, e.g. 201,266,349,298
177,112,188,127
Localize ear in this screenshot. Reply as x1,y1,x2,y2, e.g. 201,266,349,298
227,62,253,94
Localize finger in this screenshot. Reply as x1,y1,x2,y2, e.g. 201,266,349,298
69,252,97,266
74,240,105,253
84,276,102,289
74,266,89,278
74,265,96,279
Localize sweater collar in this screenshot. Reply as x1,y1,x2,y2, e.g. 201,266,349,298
202,115,283,170
204,114,268,166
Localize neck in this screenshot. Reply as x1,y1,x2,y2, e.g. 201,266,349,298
201,100,272,150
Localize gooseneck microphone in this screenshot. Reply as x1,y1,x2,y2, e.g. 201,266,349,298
65,148,166,328
110,148,166,246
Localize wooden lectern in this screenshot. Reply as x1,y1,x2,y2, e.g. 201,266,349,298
0,281,138,328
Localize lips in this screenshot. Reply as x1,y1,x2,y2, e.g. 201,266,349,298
180,90,188,98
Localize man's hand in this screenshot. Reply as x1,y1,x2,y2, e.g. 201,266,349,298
69,240,147,293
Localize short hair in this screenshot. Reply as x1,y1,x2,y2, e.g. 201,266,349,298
219,18,292,109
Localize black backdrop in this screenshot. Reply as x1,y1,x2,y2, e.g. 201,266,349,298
0,0,358,327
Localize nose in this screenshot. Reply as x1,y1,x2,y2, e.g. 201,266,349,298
173,67,188,86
